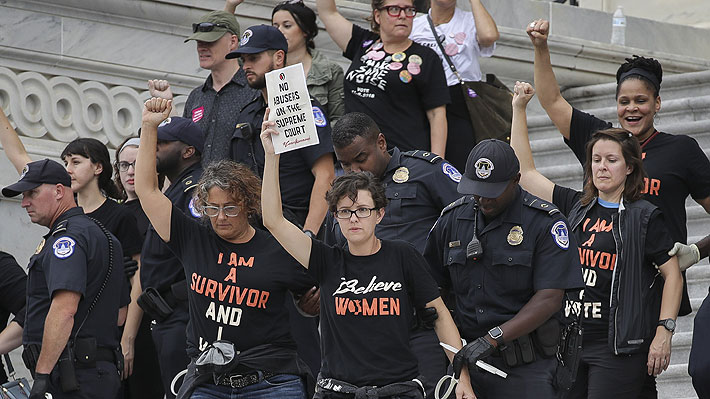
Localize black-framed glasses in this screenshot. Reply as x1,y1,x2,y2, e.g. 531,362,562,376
192,22,230,33
203,205,241,218
335,207,377,220
116,161,136,172
378,5,417,18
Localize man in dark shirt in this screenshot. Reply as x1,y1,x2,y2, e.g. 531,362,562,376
138,116,204,398
148,10,258,166
2,159,125,399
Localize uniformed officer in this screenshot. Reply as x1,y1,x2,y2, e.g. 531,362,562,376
225,24,333,378
424,140,584,398
2,159,125,399
138,116,204,398
323,111,461,397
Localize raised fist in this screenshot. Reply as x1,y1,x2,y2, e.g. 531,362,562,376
148,79,174,100
142,98,172,128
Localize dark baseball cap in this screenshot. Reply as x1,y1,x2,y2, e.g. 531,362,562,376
185,11,240,43
156,117,205,154
226,25,288,58
458,139,520,198
2,159,72,197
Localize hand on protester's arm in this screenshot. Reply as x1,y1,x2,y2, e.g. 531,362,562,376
0,106,33,173
296,287,320,316
509,81,555,202
136,98,174,242
315,0,353,51
469,0,499,47
260,108,313,268
224,0,244,13
429,298,476,399
648,255,682,376
426,106,447,158
526,19,573,139
668,243,700,271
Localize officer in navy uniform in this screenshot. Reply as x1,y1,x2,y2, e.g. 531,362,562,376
225,24,334,378
138,117,204,398
2,159,125,399
424,140,584,398
321,111,461,397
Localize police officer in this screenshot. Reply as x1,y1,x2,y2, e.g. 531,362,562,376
323,112,461,397
424,140,583,398
225,24,334,377
2,159,125,399
138,117,204,398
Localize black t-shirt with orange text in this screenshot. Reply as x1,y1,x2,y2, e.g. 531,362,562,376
166,205,315,357
566,108,710,244
308,238,440,387
553,185,672,339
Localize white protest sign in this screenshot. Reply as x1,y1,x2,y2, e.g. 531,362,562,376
266,63,320,154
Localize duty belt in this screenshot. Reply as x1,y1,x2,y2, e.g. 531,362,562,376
216,370,275,389
317,377,425,399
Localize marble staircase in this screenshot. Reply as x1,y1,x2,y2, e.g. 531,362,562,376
526,69,710,399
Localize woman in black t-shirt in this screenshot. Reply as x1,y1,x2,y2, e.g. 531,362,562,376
510,82,682,399
316,0,450,157
136,98,316,399
260,111,474,399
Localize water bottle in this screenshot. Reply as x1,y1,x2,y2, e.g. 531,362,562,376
611,6,626,46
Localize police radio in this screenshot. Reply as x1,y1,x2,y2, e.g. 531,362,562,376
466,207,483,260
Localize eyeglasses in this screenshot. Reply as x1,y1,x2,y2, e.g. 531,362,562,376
378,5,417,18
203,205,241,218
116,161,136,172
334,207,377,219
192,22,230,33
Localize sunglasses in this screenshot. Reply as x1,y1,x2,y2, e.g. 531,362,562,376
192,22,230,33
378,5,417,18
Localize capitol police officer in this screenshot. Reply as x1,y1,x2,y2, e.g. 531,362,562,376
2,159,125,399
225,24,334,378
424,140,584,398
322,112,461,397
137,116,204,398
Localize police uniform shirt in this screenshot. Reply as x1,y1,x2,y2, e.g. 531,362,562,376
140,162,203,292
166,204,315,357
308,238,441,387
231,93,334,210
324,148,461,258
343,25,450,152
23,207,125,348
424,188,584,340
183,68,259,166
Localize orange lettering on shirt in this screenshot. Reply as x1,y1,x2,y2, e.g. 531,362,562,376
228,253,238,267
217,252,224,264
238,257,254,268
205,280,218,298
224,268,237,283
582,234,596,247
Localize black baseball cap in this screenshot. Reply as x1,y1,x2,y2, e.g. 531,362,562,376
226,25,288,58
156,117,205,154
458,139,520,198
2,159,72,197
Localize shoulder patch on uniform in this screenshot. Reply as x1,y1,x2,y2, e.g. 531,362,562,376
524,196,560,216
441,162,461,183
53,236,76,259
441,196,472,216
312,106,327,127
402,150,443,164
188,197,201,218
551,220,570,250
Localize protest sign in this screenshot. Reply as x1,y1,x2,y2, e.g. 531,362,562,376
265,63,320,154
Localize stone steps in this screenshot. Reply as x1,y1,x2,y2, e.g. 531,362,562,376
526,69,710,398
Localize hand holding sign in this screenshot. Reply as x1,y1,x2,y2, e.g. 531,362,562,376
261,107,279,156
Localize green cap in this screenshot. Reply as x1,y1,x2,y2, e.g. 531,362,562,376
184,11,240,43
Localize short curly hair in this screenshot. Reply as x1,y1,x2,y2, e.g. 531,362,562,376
615,55,663,98
325,172,388,212
193,160,262,218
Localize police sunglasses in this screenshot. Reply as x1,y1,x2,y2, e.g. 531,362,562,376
192,22,230,33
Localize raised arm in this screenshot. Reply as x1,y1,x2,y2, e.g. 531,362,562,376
223,0,244,14
315,0,353,52
135,98,174,242
0,106,33,173
260,108,313,268
510,81,554,202
526,19,573,139
469,0,499,47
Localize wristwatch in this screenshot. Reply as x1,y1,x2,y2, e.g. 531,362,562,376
303,230,316,239
488,326,504,346
658,318,676,333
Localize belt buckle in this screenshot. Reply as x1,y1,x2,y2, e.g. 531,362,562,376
229,374,245,388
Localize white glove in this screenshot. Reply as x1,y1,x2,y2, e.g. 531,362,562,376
668,242,700,272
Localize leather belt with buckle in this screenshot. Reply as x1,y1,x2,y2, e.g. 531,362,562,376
217,371,275,389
